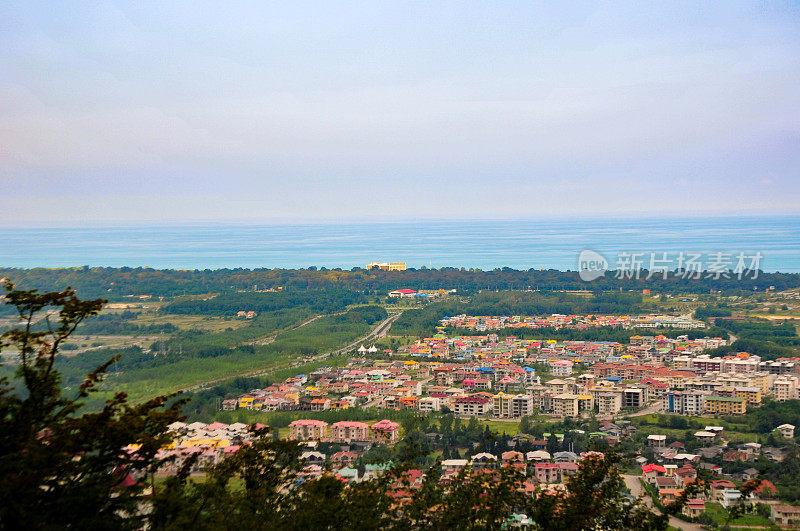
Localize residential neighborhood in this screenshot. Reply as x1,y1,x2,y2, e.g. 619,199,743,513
199,320,800,528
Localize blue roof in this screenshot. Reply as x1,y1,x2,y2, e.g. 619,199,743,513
523,366,536,372
478,367,495,373
605,376,623,382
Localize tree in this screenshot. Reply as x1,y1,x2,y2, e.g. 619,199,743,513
519,415,532,434
547,434,560,455
0,281,185,529
0,281,689,529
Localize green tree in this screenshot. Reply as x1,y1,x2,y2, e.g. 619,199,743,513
0,281,184,529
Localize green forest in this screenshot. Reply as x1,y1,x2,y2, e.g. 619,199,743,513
2,265,798,301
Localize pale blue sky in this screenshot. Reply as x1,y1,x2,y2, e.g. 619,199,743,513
1,1,799,224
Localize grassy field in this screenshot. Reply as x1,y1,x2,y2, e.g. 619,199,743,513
478,419,521,435
79,309,379,406
704,502,772,528
133,312,249,332
631,413,753,433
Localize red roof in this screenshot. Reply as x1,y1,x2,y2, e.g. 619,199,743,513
642,464,666,474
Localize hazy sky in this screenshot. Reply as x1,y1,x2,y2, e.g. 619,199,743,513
2,1,799,224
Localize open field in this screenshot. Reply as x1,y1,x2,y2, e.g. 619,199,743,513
132,312,250,332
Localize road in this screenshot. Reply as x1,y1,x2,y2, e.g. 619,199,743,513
179,311,402,394
252,313,340,346
622,474,704,531
626,400,663,417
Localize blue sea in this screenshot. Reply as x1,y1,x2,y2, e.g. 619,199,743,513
1,217,799,272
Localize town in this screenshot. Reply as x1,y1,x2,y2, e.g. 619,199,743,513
178,315,800,528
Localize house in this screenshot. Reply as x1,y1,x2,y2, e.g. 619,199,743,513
777,423,796,439
771,505,800,527
655,476,680,491
533,463,561,484
683,500,706,518
441,459,469,474
553,451,579,463
699,462,722,475
719,489,742,508
470,452,498,470
710,480,736,501
330,421,370,443
288,419,328,441
370,419,401,444
762,447,786,462
741,467,760,481
330,451,358,467
641,463,667,484
694,430,717,442
723,450,752,463
647,434,666,449
697,446,723,459
527,450,551,462
299,451,326,466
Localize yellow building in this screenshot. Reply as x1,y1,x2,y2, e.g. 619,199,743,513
705,395,746,415
734,386,762,406
366,262,407,271
577,394,595,412
492,392,514,418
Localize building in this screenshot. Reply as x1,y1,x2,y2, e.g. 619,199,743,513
683,500,706,518
771,505,800,527
623,387,648,409
330,421,370,443
551,394,580,418
772,375,799,401
761,359,798,375
647,435,667,449
733,386,762,405
368,262,407,271
594,390,623,415
705,395,746,416
388,289,417,298
289,419,329,441
511,394,536,418
533,463,562,484
454,395,492,416
417,396,442,412
777,424,796,439
370,419,401,444
663,390,707,415
550,360,574,376
493,393,514,418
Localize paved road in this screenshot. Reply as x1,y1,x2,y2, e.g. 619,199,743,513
180,311,402,394
622,474,704,531
253,312,345,346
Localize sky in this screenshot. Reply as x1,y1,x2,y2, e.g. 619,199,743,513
1,1,799,225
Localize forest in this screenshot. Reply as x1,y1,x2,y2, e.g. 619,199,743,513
2,265,798,301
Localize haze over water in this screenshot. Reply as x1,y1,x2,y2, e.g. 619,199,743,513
2,216,799,273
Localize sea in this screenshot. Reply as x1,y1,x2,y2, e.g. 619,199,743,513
1,216,799,272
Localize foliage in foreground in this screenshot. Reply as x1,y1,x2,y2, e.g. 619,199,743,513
0,281,709,529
